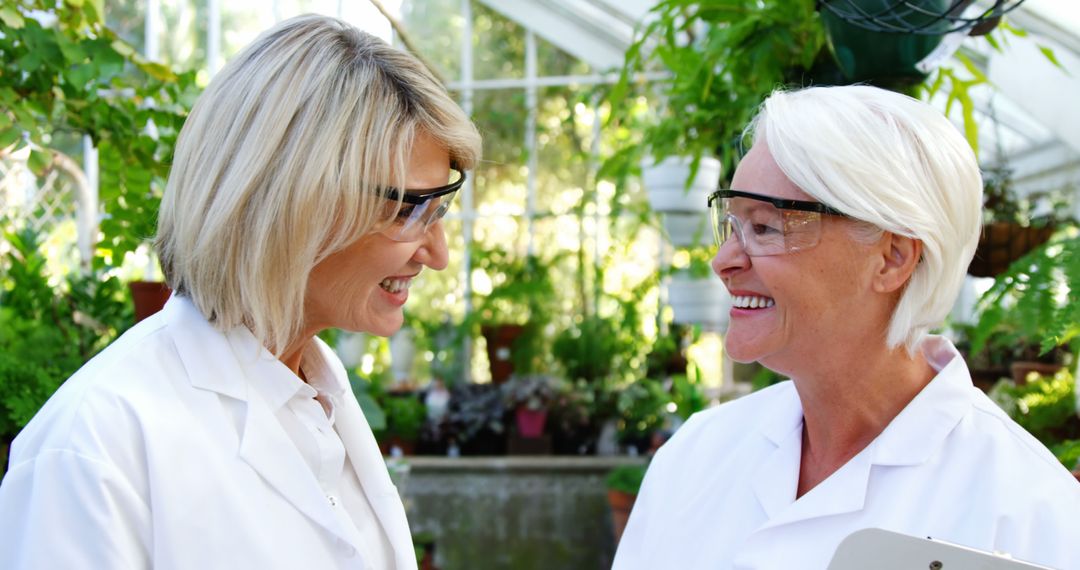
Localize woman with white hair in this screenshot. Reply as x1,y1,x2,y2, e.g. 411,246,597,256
0,15,480,570
613,85,1080,569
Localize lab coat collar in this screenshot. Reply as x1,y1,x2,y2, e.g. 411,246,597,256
869,335,972,466
749,335,974,528
162,296,416,567
162,295,248,401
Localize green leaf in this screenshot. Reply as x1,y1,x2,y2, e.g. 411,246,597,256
27,149,52,176
1037,45,1064,71
0,7,25,29
0,127,22,149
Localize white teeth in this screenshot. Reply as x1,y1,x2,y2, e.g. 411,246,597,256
733,295,774,309
379,278,411,293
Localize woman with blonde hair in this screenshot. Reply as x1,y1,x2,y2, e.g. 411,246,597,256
614,85,1080,569
0,14,480,569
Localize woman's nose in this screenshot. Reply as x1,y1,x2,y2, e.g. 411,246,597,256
711,233,750,278
414,219,449,270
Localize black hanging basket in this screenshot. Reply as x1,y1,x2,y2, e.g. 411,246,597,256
967,221,1055,278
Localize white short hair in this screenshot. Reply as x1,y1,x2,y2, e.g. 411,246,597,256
749,85,982,354
156,14,481,354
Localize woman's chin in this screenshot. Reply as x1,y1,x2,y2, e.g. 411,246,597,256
723,336,764,364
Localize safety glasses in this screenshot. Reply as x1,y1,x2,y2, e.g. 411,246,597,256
378,167,466,242
707,189,848,256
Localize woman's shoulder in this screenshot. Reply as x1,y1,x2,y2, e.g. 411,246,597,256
9,314,193,467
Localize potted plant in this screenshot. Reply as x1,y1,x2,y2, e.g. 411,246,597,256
0,226,130,473
603,0,827,196
500,373,561,439
469,247,561,384
615,378,671,455
605,463,648,546
446,383,507,455
968,166,1073,278
987,369,1080,471
969,227,1078,386
379,394,427,456
666,246,731,331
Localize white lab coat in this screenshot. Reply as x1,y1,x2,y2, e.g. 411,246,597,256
613,336,1080,570
0,296,416,569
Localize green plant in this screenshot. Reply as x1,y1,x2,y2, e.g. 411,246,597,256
1,1,198,269
616,378,670,442
669,372,706,421
987,369,1079,461
447,383,506,445
500,373,561,411
971,228,1080,364
980,167,1076,228
0,225,130,441
470,247,562,375
347,371,387,433
381,395,427,442
605,463,647,495
606,0,825,181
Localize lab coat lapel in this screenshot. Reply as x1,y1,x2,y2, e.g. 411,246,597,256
236,396,359,548
750,384,871,531
164,297,363,553
336,397,416,569
314,340,417,570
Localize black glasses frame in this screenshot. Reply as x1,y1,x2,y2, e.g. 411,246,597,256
707,189,848,217
380,167,467,205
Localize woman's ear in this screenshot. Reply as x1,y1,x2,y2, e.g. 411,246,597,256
873,232,922,294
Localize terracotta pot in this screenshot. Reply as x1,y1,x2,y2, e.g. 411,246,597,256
607,489,636,546
515,407,548,439
481,324,525,384
128,281,172,323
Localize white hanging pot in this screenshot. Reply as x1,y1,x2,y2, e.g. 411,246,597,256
667,273,731,332
389,327,416,385
641,155,722,214
660,212,712,248
642,156,721,248
335,331,367,369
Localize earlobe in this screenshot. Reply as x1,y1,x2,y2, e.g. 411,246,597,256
873,233,921,293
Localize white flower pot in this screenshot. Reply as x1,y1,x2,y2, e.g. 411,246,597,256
389,327,416,385
641,155,722,214
667,273,731,332
642,156,722,248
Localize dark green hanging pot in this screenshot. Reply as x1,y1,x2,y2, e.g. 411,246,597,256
820,0,952,90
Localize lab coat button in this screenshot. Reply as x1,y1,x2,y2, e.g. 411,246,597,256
327,494,338,507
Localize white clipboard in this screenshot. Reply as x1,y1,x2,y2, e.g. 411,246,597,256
827,528,1057,570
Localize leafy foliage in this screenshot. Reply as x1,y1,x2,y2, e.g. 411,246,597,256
988,369,1079,457
605,463,647,495
971,228,1080,360
0,225,130,438
0,0,198,267
380,394,427,442
604,0,826,185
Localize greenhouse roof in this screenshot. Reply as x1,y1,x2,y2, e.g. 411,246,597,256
478,0,1080,202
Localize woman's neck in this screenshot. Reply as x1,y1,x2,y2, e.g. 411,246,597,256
791,341,936,497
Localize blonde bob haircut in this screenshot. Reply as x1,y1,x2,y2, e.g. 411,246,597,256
156,14,481,355
747,85,982,354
